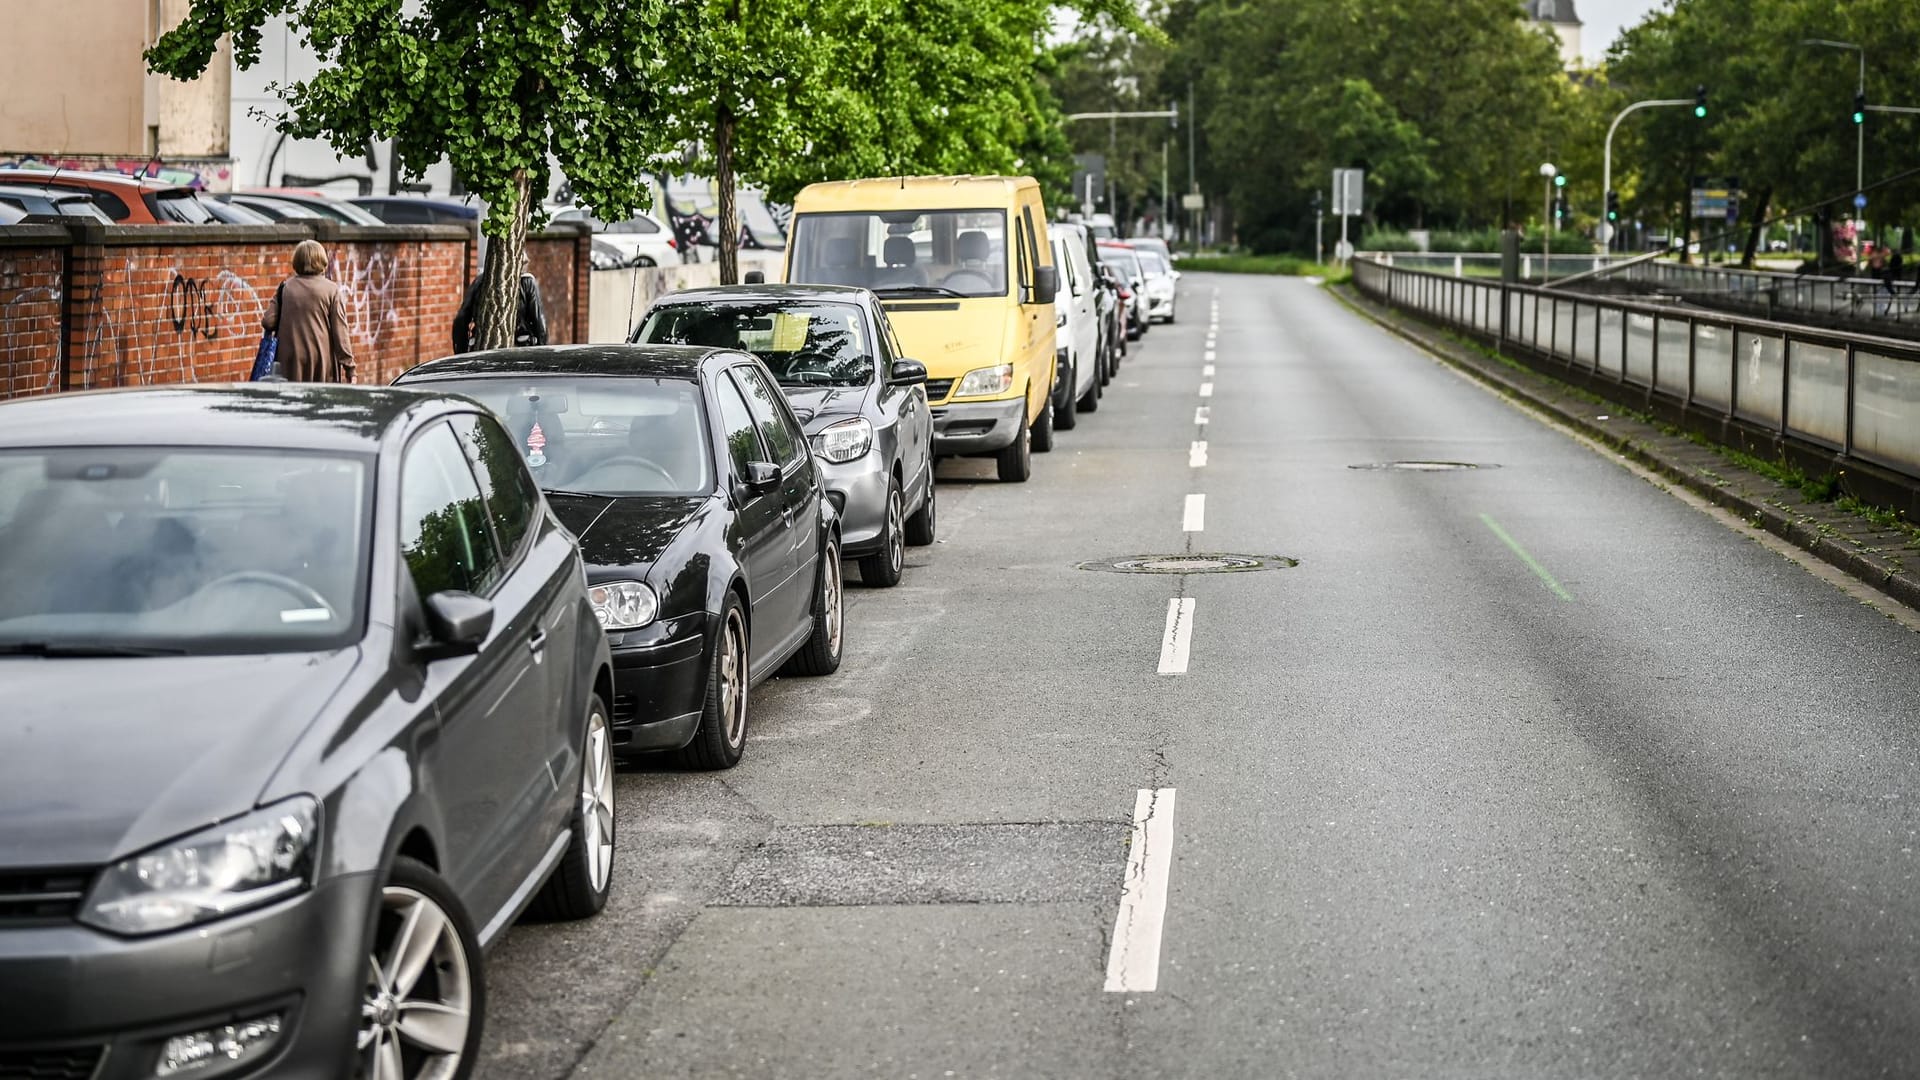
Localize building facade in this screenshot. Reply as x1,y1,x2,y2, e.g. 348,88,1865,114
1525,0,1584,68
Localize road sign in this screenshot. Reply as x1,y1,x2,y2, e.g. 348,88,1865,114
1332,169,1365,216
1181,193,1205,211
1690,175,1741,224
1855,193,1869,210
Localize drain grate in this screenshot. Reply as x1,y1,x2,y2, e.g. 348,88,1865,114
1079,553,1298,574
1348,461,1497,472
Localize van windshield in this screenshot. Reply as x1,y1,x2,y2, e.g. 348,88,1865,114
791,210,1008,298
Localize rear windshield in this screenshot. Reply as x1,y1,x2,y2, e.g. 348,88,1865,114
637,301,873,387
790,209,1009,299
0,448,370,654
152,191,217,225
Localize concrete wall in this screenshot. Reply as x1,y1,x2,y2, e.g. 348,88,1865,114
587,252,785,344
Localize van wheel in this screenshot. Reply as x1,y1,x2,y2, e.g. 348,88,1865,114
996,419,1031,483
1030,392,1055,453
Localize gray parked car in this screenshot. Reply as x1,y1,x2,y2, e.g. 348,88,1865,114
0,384,616,1080
633,285,936,587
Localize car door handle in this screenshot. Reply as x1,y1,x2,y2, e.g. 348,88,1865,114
528,628,548,653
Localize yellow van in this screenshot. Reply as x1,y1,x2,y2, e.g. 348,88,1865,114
783,176,1059,482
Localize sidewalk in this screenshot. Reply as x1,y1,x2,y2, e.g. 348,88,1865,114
1334,283,1920,614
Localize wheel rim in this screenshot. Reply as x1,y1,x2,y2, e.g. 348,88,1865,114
823,543,843,656
580,709,614,893
926,482,936,532
720,610,747,748
886,491,904,574
360,886,472,1080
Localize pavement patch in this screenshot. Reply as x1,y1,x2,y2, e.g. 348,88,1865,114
1079,553,1298,574
1348,460,1497,471
714,822,1126,907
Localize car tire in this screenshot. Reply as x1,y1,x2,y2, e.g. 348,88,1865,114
1055,357,1080,431
905,477,936,546
782,537,844,676
526,694,615,922
1078,365,1101,412
635,256,658,268
995,417,1032,483
1030,391,1055,453
358,857,485,1080
857,484,906,588
678,596,749,770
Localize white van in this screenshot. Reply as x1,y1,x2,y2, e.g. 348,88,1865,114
1049,222,1103,427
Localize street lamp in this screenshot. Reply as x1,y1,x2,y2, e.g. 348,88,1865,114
1600,92,1707,248
1802,38,1865,213
1540,163,1557,280
1065,108,1180,233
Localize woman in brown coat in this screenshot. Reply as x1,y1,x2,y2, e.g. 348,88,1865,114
263,239,356,383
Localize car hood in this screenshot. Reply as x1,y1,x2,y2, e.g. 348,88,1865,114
0,649,361,868
882,301,1015,380
783,384,871,428
547,493,707,570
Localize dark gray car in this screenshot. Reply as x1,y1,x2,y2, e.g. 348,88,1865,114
0,385,615,1080
632,285,936,587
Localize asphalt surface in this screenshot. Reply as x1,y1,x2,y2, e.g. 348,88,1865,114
479,273,1920,1079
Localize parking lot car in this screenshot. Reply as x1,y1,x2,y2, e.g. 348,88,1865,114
784,175,1060,483
393,345,845,767
352,195,482,226
221,191,387,226
1048,223,1103,428
1095,261,1129,372
0,384,616,1079
0,184,115,224
0,169,224,225
634,285,936,588
1098,241,1150,340
552,208,681,267
1134,246,1179,324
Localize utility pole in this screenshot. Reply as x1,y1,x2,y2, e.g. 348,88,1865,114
1187,82,1197,245
1066,107,1181,228
1160,140,1169,242
1312,189,1324,266
1540,163,1557,281
1601,95,1700,247
1802,39,1865,215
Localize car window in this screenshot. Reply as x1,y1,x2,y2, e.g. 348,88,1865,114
607,216,661,235
0,201,22,225
731,365,803,469
152,191,216,225
637,300,874,387
452,412,540,563
712,372,766,477
789,209,1008,298
398,422,501,599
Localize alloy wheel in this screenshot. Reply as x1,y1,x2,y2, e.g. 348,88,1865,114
359,887,472,1080
720,610,747,748
886,491,905,575
823,543,843,657
580,710,615,893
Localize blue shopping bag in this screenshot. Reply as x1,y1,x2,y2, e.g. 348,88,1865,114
250,283,285,381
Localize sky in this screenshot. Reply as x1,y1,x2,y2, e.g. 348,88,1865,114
1577,0,1667,62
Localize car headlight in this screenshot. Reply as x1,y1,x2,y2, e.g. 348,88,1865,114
810,417,874,464
81,797,318,936
954,364,1015,398
589,580,658,630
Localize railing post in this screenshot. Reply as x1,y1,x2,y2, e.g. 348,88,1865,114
1685,315,1697,408
1454,255,1463,277
1844,341,1857,455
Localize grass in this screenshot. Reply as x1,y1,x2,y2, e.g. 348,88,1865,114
1181,253,1348,282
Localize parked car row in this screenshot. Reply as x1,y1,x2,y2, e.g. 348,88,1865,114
0,168,483,230
0,173,1179,1080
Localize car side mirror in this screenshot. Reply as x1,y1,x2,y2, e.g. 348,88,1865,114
743,270,765,284
1031,265,1059,306
888,359,928,385
420,590,493,660
744,460,782,492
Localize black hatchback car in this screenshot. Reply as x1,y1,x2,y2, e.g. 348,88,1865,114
394,345,845,769
0,385,616,1080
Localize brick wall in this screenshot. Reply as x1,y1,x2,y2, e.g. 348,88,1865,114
526,223,590,344
0,220,589,401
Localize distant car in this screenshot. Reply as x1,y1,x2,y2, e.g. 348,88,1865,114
200,198,273,225
1098,241,1150,339
552,208,680,267
216,193,325,221
352,195,482,226
0,169,222,225
1049,223,1104,426
0,184,115,224
1129,235,1175,269
634,285,936,588
0,383,618,1079
1133,246,1179,324
393,344,846,768
223,191,386,226
1095,261,1129,372
1085,213,1119,240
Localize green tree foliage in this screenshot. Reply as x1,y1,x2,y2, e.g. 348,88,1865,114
149,0,677,350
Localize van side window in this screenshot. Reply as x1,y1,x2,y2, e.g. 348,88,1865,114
1021,204,1042,293
1015,218,1032,296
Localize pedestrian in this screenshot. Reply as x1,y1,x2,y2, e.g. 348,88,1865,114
262,239,355,382
452,258,548,353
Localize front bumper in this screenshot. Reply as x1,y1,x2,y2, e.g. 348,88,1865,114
930,395,1026,456
0,871,377,1080
817,453,892,557
607,612,710,753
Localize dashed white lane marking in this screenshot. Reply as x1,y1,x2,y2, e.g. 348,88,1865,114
1202,364,1215,377
1198,382,1214,398
1194,406,1210,426
1189,440,1208,467
1204,350,1216,363
1157,598,1195,674
1105,787,1178,993
1183,494,1205,532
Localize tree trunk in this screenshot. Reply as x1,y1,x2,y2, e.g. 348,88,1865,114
716,104,739,286
1740,186,1772,269
476,168,533,351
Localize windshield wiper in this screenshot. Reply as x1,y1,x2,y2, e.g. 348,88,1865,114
540,488,605,499
0,641,188,657
874,285,967,299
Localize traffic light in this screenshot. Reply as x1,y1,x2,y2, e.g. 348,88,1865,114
1553,190,1568,223
1853,90,1867,124
1553,173,1567,189
1606,190,1620,222
1694,85,1709,119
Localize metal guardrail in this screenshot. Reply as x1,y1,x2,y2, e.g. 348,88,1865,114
1360,251,1643,282
1350,256,1920,483
1620,260,1920,326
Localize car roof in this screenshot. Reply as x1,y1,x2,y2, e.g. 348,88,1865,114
0,385,455,453
352,195,480,213
794,175,1039,212
397,343,732,384
0,168,194,196
651,284,874,307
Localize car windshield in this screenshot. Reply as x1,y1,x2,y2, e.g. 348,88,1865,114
790,209,1009,298
1100,249,1143,279
416,377,714,497
1138,250,1172,276
637,301,873,387
0,448,369,654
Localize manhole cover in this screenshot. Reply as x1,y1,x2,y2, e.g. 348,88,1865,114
1347,461,1497,472
1078,553,1298,574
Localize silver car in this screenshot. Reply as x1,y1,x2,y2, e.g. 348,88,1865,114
632,285,936,587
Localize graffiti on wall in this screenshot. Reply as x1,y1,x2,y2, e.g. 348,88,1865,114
1,256,63,396
332,248,402,354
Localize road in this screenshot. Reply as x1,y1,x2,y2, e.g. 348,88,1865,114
478,273,1920,1079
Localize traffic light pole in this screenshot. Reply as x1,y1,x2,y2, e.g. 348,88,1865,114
1601,97,1695,248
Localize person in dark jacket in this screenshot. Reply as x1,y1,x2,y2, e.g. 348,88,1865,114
263,240,356,382
453,260,549,353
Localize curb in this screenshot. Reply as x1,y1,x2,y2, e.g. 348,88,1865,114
1331,284,1920,614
